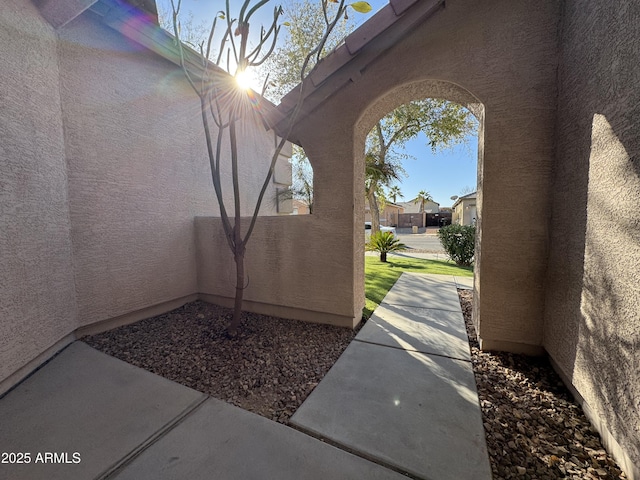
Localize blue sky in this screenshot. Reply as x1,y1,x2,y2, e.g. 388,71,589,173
170,0,478,207
389,132,478,208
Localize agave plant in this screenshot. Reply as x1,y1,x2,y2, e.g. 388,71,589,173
366,231,407,262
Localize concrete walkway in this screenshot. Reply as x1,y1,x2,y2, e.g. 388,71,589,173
0,273,489,480
291,273,491,480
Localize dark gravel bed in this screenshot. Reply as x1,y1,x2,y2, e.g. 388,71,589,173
84,295,628,479
84,301,357,424
458,289,627,480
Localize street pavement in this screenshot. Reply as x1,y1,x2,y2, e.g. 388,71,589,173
396,228,445,252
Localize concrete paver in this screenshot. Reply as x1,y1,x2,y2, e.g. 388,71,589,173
112,397,408,480
0,342,408,480
0,342,207,480
357,303,471,361
381,273,461,312
292,271,490,480
1,271,487,480
291,341,491,480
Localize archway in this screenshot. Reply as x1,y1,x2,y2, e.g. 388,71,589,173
356,79,484,326
282,0,557,352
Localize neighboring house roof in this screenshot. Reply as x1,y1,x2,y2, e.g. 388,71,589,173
384,202,404,209
451,191,477,209
365,202,404,212
398,200,439,214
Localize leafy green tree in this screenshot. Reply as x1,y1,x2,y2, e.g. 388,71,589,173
259,0,358,102
365,147,405,233
365,99,476,232
170,0,371,336
411,190,434,213
290,146,314,213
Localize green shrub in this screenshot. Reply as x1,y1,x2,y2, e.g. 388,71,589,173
366,231,407,262
438,224,476,266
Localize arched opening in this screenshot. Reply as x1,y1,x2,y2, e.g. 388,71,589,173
356,79,485,327
288,145,314,216
280,0,557,350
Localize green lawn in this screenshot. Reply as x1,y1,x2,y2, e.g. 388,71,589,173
363,256,473,320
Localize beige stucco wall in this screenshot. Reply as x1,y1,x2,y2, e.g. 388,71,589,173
452,197,476,226
544,1,640,476
0,0,79,389
0,3,288,389
57,13,214,327
56,11,289,329
288,0,560,353
196,215,361,327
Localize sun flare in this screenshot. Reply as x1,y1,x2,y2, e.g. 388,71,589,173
235,69,253,91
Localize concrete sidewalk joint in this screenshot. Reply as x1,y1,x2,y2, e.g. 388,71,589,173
292,272,490,480
0,272,486,480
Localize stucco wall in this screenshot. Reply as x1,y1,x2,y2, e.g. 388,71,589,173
57,13,214,327
544,1,640,475
57,12,286,328
0,0,79,389
196,215,361,327
287,0,560,353
1,3,288,389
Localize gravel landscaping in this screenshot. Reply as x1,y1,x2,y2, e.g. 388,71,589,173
458,289,627,480
84,294,628,479
84,301,358,424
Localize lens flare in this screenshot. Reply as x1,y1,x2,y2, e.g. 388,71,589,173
235,70,252,90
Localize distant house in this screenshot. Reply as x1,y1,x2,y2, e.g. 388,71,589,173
291,199,311,215
365,202,404,227
398,200,440,214
452,192,477,226
393,200,440,228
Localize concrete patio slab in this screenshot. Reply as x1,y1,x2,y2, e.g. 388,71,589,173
381,273,462,312
0,342,207,480
112,397,407,480
356,304,471,361
454,275,474,290
291,341,491,480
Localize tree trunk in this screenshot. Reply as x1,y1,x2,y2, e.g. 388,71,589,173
367,187,381,234
227,249,245,336
227,181,245,337
380,252,387,262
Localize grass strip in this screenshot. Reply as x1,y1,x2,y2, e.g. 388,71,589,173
363,256,473,319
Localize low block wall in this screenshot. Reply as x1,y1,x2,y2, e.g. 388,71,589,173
195,216,362,329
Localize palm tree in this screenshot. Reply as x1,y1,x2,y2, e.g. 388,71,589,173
411,190,433,213
365,150,402,233
388,185,403,204
366,231,407,262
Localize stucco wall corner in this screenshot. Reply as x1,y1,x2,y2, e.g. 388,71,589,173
1,0,80,386
543,1,640,476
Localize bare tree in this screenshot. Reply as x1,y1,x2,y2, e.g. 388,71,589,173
170,0,371,336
